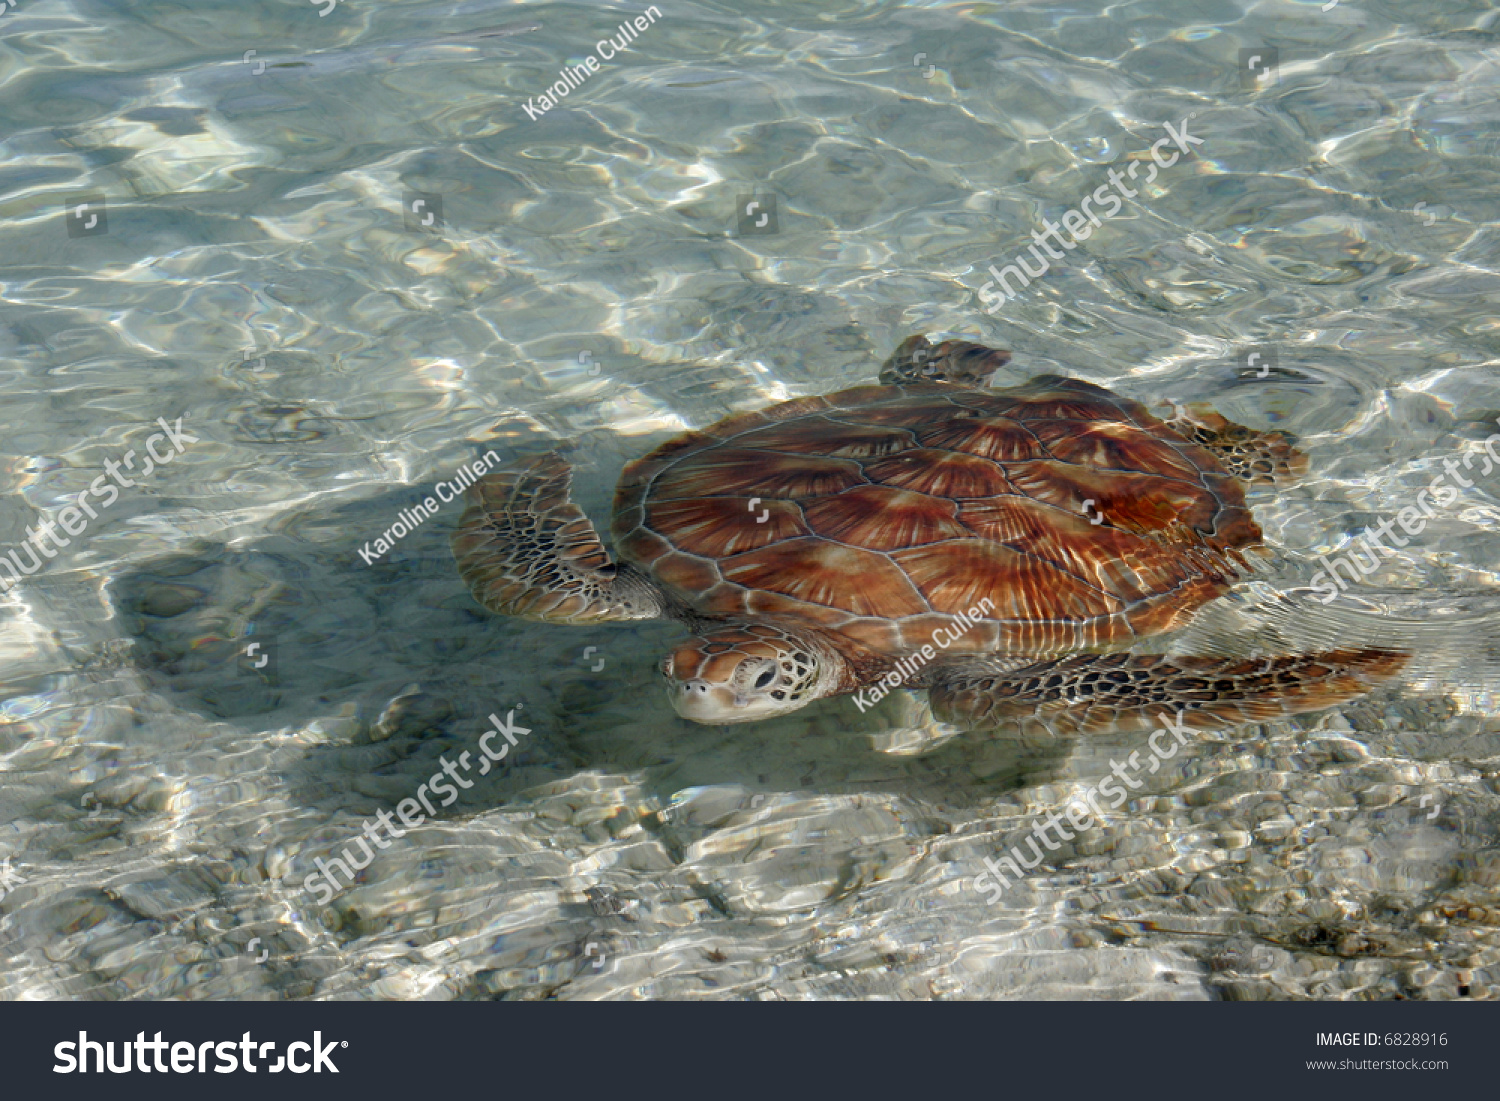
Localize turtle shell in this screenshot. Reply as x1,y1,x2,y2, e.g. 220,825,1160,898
611,376,1263,658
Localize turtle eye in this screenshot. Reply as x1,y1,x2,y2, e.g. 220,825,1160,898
753,668,776,689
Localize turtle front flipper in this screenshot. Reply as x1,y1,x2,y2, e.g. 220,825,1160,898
1166,404,1309,487
880,335,1011,386
929,648,1408,735
451,452,665,623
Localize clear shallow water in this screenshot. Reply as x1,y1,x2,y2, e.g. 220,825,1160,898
1,0,1499,1000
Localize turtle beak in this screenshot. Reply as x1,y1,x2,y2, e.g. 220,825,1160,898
671,679,759,724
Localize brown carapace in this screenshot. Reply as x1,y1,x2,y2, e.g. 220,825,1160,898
452,336,1405,734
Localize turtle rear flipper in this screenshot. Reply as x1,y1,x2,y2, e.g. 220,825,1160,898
451,452,664,623
929,648,1407,735
1166,404,1309,487
880,335,1012,386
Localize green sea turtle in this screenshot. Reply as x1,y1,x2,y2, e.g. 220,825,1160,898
452,336,1405,734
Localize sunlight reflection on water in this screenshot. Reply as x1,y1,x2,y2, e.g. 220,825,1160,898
0,0,1498,1001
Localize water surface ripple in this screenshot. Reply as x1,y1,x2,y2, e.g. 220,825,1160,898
0,0,1498,1000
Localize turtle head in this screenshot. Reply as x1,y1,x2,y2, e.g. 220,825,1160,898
661,624,835,724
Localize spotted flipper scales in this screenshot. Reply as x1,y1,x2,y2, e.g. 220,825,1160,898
879,334,1013,386
451,452,665,623
1165,404,1309,488
929,648,1408,735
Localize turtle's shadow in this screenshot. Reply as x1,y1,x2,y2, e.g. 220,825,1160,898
105,468,1073,823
